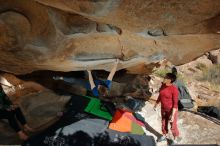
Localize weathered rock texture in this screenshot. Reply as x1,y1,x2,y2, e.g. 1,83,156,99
208,49,220,64
0,90,71,144
0,0,220,74
0,74,71,144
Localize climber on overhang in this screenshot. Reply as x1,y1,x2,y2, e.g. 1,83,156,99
53,59,120,100
0,73,34,141
86,59,120,99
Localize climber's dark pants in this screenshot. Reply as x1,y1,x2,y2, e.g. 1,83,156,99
0,107,26,132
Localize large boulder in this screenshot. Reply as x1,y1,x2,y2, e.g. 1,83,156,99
0,73,71,144
0,90,71,144
0,0,220,74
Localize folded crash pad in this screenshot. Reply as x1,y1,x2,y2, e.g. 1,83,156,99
131,122,145,135
109,110,132,132
84,96,113,121
109,109,145,135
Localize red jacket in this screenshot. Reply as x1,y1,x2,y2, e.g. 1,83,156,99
156,84,178,111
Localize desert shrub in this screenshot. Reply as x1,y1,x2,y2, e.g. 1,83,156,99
153,68,170,78
195,63,207,71
201,64,220,85
200,64,220,92
153,68,183,80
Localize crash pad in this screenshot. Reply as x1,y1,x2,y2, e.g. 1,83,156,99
84,96,113,121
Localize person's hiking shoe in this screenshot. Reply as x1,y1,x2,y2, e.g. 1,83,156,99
157,136,167,142
176,137,182,142
170,139,176,145
170,137,181,145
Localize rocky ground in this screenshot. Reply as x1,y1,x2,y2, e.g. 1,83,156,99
141,102,220,146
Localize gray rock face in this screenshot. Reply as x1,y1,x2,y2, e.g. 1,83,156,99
0,90,71,144
20,91,71,127
208,49,220,64
178,111,220,144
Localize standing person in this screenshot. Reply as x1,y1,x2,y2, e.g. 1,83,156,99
0,74,33,140
87,59,119,99
154,73,180,144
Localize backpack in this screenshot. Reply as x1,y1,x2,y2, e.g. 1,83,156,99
174,80,194,110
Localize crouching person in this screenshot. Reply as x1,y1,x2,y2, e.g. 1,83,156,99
0,75,33,140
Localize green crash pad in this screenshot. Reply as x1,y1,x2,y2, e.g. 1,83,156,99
84,96,113,121
131,122,145,135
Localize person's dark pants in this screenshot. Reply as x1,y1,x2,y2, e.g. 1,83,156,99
0,107,27,132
